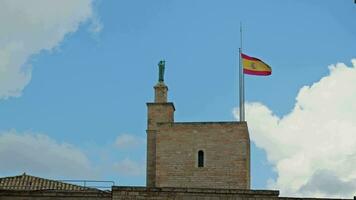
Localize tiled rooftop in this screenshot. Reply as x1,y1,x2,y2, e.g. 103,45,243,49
0,173,100,191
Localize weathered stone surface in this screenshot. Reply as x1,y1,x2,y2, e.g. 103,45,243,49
154,82,168,103
112,186,278,200
112,187,353,200
146,81,250,189
155,122,250,189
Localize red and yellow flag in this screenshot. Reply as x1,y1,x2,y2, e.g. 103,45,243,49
241,53,272,76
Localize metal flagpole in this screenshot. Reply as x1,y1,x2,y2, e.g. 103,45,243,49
239,22,245,122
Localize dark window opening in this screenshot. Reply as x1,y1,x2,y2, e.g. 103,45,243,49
198,150,204,167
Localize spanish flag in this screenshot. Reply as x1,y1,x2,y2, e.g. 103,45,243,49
241,53,272,76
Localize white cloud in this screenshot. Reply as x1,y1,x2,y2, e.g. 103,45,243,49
115,134,145,150
113,158,145,177
0,130,97,179
298,170,356,197
113,134,146,178
234,59,356,198
0,130,147,183
0,0,101,99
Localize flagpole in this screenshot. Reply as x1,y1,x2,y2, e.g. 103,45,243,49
239,23,245,122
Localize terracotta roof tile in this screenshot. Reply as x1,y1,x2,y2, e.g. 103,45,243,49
0,174,100,191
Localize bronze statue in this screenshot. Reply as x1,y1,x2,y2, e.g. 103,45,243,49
158,60,165,82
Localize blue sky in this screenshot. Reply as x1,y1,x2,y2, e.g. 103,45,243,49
1,0,356,197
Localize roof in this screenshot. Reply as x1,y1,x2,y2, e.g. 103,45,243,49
0,173,101,191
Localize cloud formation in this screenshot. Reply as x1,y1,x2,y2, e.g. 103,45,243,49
114,134,146,177
113,158,145,177
0,130,96,179
298,170,356,197
0,130,147,184
235,59,356,198
0,0,100,99
115,134,146,150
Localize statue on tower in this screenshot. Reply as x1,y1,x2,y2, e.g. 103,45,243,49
158,60,165,82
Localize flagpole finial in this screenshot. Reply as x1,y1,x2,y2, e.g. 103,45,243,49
240,22,243,51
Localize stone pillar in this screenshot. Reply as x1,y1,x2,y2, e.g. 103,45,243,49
154,82,168,103
146,81,175,187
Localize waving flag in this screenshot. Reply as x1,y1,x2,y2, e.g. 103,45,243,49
241,53,272,76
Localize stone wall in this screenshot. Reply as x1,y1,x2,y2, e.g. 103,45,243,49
146,102,175,187
0,190,111,200
155,121,250,189
146,80,250,189
2,187,352,200
112,187,353,200
112,186,279,200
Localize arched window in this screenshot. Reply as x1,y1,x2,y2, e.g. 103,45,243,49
198,150,204,167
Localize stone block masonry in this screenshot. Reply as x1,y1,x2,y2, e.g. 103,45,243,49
112,186,279,200
112,187,353,200
146,118,250,190
146,79,250,189
155,121,250,189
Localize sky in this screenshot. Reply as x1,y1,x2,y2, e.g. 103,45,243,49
0,0,356,198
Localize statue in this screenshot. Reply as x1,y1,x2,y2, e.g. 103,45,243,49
158,60,165,82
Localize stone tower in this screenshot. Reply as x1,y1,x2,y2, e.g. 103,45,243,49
146,81,175,187
146,62,250,189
